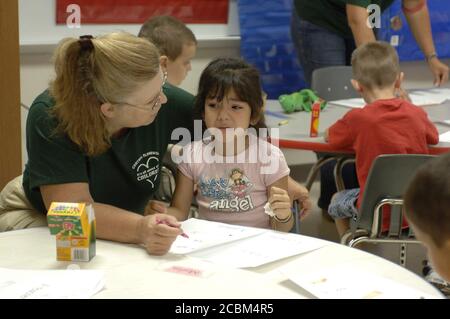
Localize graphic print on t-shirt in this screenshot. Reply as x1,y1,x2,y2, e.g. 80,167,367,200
132,151,160,187
199,168,255,212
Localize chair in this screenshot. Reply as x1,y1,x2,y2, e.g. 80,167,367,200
340,154,436,275
291,200,301,234
311,66,358,101
302,66,359,192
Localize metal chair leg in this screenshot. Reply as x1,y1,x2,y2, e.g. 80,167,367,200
304,156,338,191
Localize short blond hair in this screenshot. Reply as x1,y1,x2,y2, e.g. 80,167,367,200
351,41,400,90
49,32,160,156
138,15,197,61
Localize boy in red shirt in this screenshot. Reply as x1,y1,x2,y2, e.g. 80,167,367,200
325,41,439,237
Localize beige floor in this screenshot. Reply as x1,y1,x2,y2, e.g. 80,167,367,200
288,164,340,243
298,181,340,243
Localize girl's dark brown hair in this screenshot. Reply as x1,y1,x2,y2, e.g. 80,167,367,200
193,57,266,134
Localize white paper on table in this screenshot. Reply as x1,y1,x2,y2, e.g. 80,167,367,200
331,88,450,109
280,265,438,299
0,268,105,299
409,93,446,106
409,88,450,106
190,231,328,268
330,98,365,109
433,119,450,126
170,218,265,255
439,131,450,142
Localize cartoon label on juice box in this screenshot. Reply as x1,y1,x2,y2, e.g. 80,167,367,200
47,202,96,262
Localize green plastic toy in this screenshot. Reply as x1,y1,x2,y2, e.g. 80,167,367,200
278,89,327,113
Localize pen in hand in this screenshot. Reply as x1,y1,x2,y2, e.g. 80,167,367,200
155,218,189,238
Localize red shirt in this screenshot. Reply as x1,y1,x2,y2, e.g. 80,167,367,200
328,98,439,210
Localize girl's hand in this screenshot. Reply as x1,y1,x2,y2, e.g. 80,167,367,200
269,186,291,220
287,179,312,219
296,191,312,220
144,200,168,216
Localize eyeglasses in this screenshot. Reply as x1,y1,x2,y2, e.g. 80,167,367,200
112,71,167,111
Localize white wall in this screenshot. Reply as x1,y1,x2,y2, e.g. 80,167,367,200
19,0,240,45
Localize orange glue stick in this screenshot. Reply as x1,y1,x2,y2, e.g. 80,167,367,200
310,100,321,137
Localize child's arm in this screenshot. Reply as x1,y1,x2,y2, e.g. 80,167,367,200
268,176,294,232
287,177,312,219
417,108,439,145
425,120,439,145
168,169,195,221
324,128,329,142
326,114,355,149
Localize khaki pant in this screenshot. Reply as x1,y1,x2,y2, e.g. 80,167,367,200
0,175,47,232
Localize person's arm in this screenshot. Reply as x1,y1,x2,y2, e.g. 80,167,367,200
327,113,356,149
287,176,312,219
40,183,181,255
167,170,195,221
402,0,449,86
324,128,330,142
346,4,377,47
268,178,294,232
418,109,439,145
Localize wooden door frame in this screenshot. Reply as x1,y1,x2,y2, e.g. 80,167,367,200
0,0,21,189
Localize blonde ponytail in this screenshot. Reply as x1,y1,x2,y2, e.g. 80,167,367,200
49,32,160,156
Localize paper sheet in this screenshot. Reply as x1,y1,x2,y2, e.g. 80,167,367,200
0,268,105,299
331,98,365,108
170,218,264,255
439,131,450,142
280,265,438,299
434,119,450,126
331,88,450,108
190,231,327,268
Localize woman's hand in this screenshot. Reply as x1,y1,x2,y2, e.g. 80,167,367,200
428,58,449,87
137,213,182,255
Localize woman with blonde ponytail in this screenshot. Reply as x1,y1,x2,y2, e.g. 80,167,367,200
0,32,195,255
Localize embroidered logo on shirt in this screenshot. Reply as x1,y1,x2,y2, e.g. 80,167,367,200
132,151,160,187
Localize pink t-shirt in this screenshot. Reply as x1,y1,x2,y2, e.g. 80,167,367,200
178,137,290,229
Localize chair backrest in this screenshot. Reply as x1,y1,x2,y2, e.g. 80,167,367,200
355,154,436,234
311,66,358,101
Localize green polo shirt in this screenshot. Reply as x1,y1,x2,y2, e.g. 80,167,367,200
23,84,195,214
294,0,395,38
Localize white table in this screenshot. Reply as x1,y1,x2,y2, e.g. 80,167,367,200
265,99,450,153
0,227,443,299
265,99,450,190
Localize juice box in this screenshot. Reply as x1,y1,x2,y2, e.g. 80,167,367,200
309,100,321,137
47,202,96,262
